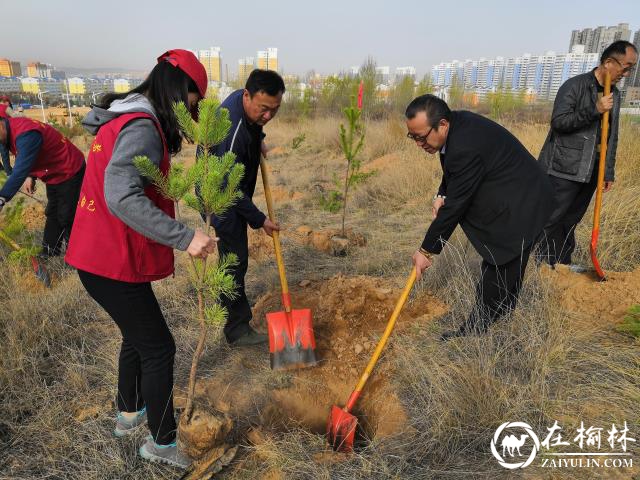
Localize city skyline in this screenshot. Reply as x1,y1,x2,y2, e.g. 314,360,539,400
2,0,639,78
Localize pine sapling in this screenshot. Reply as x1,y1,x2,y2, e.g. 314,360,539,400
338,95,365,237
134,97,245,421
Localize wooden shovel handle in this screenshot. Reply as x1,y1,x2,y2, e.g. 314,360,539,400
591,71,611,279
259,156,291,311
345,268,417,412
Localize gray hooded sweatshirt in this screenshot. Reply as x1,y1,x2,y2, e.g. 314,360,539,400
82,93,194,251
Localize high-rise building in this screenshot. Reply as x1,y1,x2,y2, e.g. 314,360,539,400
375,66,390,84
395,66,416,82
197,47,222,83
257,48,278,71
548,45,599,99
20,77,63,94
631,30,640,88
0,77,22,93
26,62,52,78
430,45,601,101
0,59,21,77
238,57,254,84
569,23,631,54
67,77,87,95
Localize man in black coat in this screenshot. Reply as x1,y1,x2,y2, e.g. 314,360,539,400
537,41,637,267
406,94,554,338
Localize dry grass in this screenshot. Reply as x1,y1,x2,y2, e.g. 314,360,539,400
1,112,639,479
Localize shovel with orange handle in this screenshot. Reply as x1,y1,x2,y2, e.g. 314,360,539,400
259,156,317,370
0,229,51,287
590,71,611,281
328,267,417,452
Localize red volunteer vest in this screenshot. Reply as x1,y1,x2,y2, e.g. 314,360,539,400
65,112,175,283
8,117,85,184
0,104,9,118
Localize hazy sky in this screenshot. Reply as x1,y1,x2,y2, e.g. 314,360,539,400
2,0,639,77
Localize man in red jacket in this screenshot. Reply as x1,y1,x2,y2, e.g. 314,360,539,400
0,116,85,257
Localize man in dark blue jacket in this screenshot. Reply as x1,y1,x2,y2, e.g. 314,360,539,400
202,69,284,346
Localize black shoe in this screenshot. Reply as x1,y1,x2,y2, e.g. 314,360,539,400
440,323,485,341
230,328,269,347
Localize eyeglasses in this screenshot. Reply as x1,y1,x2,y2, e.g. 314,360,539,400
407,127,433,143
608,56,636,74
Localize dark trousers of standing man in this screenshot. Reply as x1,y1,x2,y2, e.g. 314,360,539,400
215,211,252,343
465,245,532,333
537,167,598,266
77,269,177,445
43,164,85,257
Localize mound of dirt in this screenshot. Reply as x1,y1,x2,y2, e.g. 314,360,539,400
542,265,640,325
183,274,447,454
21,202,45,231
248,226,367,260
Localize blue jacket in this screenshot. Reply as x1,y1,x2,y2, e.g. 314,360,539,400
201,89,266,230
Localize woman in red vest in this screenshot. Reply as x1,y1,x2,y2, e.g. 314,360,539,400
0,115,85,254
65,50,214,469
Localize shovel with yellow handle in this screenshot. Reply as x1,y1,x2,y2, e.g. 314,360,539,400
590,71,611,281
327,267,417,452
259,156,317,370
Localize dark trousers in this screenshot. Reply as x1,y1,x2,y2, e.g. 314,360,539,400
215,213,252,343
537,169,598,266
0,143,11,175
43,164,85,257
77,269,177,445
466,245,532,332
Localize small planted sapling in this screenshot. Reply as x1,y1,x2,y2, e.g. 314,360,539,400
134,97,244,422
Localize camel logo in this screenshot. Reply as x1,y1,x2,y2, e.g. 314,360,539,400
491,422,541,469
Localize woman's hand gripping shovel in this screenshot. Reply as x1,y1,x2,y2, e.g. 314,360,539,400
259,155,317,370
327,267,417,452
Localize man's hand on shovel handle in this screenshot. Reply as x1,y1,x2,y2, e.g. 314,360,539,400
412,250,433,280
596,93,613,114
263,218,281,237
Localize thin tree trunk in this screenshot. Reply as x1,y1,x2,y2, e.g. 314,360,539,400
184,287,206,420
341,159,351,237
183,216,216,421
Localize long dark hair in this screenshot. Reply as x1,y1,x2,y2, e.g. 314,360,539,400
99,61,200,154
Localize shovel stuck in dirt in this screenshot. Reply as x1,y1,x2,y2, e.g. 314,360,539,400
328,268,416,452
590,71,611,281
259,156,317,370
0,229,51,287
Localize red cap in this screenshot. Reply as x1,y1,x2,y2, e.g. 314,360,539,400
0,95,11,103
157,49,208,98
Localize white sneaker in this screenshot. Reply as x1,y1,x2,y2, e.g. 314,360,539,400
113,407,147,437
139,435,191,469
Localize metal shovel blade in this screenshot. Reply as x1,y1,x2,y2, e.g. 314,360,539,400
327,405,357,453
31,257,51,288
267,308,317,370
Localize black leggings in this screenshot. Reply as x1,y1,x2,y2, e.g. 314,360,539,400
77,269,177,445
43,164,84,257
